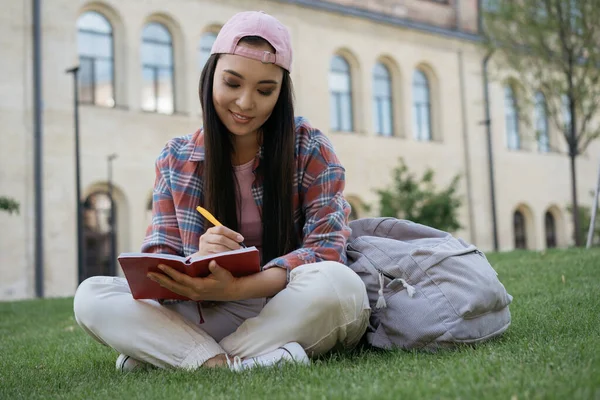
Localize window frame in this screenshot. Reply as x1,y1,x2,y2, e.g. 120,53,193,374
329,55,354,132
198,32,218,72
534,91,550,152
141,22,176,114
77,11,116,107
504,85,521,150
545,211,557,248
513,210,527,249
373,62,394,137
412,69,432,141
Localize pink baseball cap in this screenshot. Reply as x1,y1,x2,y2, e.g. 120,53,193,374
211,11,293,72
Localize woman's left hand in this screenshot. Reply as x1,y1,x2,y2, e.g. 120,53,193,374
147,261,240,302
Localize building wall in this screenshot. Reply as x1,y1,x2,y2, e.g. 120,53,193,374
0,0,36,299
1,0,598,300
317,0,479,33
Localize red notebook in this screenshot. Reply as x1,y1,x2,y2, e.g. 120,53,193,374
118,247,261,300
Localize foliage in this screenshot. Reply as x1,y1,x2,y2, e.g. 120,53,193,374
568,203,600,246
374,158,462,232
482,0,600,245
482,0,600,153
0,196,19,214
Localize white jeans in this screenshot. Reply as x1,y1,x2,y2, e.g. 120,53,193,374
73,261,371,370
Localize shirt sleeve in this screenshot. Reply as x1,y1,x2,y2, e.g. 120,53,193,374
140,145,184,256
262,131,351,275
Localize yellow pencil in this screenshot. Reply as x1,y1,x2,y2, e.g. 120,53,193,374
196,206,222,227
196,206,247,248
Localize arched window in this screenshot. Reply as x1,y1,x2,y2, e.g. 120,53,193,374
373,62,393,136
412,69,432,141
504,85,520,149
562,94,573,137
141,22,174,114
82,192,115,280
535,92,550,152
329,55,353,132
545,211,557,248
77,11,114,107
513,210,527,249
198,32,218,72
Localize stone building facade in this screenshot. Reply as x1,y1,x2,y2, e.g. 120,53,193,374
1,0,598,300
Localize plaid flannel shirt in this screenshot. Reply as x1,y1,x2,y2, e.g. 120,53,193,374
141,116,352,277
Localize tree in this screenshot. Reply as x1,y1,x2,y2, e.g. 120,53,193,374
567,201,600,247
373,158,463,232
0,196,19,214
482,0,600,246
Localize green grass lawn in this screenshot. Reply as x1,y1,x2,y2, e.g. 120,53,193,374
1,248,599,400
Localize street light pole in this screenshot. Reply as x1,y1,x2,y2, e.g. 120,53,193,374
107,153,118,276
65,66,85,283
482,50,499,252
33,0,44,298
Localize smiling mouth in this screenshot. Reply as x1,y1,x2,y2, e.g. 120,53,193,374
230,111,253,121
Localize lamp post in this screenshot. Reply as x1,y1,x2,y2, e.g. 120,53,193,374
33,0,44,297
482,50,499,252
107,153,118,276
65,66,85,283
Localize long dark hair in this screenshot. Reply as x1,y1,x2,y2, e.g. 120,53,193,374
199,37,298,264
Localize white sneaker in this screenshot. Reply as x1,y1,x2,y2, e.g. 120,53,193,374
116,354,148,372
227,342,310,372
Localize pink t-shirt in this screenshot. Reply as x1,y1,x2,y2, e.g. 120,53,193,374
234,159,263,254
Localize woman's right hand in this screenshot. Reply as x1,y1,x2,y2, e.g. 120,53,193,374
196,226,245,256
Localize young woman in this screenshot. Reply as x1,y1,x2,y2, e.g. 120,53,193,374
74,10,370,372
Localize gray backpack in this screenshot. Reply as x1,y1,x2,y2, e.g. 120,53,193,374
346,217,513,351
